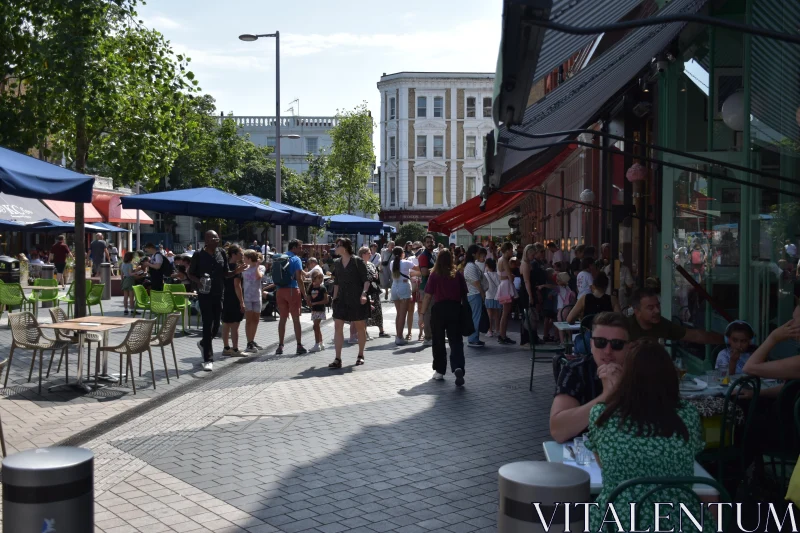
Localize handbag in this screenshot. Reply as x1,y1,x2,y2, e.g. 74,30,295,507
461,297,476,336
479,304,490,334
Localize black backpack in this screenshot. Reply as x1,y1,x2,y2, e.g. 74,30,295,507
155,253,174,277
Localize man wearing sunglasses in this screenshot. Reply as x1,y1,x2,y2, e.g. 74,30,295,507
629,288,723,344
550,312,630,443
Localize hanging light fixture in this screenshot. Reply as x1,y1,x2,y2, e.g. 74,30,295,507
626,163,647,183
721,89,746,131
579,189,594,213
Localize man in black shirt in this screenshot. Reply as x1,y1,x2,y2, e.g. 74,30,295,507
189,231,244,371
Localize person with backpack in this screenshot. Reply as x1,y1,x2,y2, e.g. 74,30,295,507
144,242,174,291
272,239,309,355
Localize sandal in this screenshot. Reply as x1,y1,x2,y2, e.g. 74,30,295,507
405,333,412,341
417,332,424,341
328,358,342,369
356,356,365,366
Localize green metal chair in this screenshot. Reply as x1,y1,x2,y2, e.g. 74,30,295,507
526,308,564,391
57,280,92,319
605,476,732,533
148,290,175,332
131,285,151,317
85,283,105,316
27,278,59,317
697,375,761,484
165,283,189,334
0,283,30,325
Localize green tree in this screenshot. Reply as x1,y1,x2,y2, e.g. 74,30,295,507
395,222,427,247
327,102,379,215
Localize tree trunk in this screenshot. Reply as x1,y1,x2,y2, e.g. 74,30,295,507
73,113,89,318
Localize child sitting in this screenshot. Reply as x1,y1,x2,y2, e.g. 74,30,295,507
716,321,755,375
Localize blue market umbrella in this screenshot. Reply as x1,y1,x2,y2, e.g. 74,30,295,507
0,146,94,202
383,224,397,233
0,220,29,231
325,214,384,234
26,219,106,233
91,222,129,234
240,195,324,227
120,187,291,223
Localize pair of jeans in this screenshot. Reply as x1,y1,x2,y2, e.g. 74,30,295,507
467,293,483,343
198,294,222,362
430,300,465,375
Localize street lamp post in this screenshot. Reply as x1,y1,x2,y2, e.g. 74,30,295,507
239,31,286,251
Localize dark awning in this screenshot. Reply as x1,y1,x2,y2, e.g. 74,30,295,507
0,192,59,223
0,146,95,202
495,0,708,187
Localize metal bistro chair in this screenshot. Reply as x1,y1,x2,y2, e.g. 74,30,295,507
131,285,151,318
85,282,105,316
526,308,564,391
6,312,71,395
28,278,59,317
0,283,31,325
97,319,156,394
605,476,732,533
148,290,175,332
697,375,761,485
149,313,181,383
46,308,103,382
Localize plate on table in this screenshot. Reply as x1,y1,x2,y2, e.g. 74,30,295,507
679,378,707,392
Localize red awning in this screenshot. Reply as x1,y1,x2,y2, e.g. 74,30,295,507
43,200,104,222
93,192,153,225
429,145,578,235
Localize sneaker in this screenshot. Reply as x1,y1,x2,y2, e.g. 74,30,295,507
123,309,129,315
454,368,465,387
276,344,284,355
432,372,444,381
309,343,321,353
423,339,433,347
202,362,212,372
487,331,494,337
252,341,263,349
468,340,485,347
245,341,256,352
223,346,233,356
319,343,326,351
502,337,517,345
379,332,391,338
297,345,308,355
230,348,244,357
395,336,407,346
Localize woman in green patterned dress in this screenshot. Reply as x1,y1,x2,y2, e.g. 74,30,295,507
587,339,715,532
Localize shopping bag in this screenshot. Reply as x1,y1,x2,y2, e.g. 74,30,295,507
461,298,476,336
479,304,490,334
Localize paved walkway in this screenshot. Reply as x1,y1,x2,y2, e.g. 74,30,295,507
0,295,557,532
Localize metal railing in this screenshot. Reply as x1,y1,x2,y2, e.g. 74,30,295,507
224,116,340,128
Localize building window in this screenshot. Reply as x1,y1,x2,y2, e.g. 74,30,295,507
482,135,488,159
466,136,477,158
389,176,396,206
266,137,276,147
433,176,444,205
466,176,476,199
389,136,396,159
417,135,427,158
466,97,476,118
417,96,427,118
306,137,318,154
417,176,427,205
433,136,444,158
389,97,396,120
434,96,444,118
483,97,492,117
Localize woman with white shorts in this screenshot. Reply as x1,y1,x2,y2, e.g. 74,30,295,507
390,246,414,345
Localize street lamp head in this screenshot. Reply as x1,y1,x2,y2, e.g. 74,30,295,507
282,134,301,139
239,34,258,42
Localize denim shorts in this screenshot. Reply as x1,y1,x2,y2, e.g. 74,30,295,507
391,280,412,300
485,298,501,309
244,300,261,312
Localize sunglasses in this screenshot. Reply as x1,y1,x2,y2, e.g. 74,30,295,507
592,337,627,351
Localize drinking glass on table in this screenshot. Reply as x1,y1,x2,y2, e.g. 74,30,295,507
675,356,687,380
574,438,590,465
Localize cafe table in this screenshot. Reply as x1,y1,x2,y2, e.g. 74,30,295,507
38,320,129,393
553,322,581,354
542,440,719,499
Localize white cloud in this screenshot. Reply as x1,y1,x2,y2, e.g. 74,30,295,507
171,43,274,72
143,14,183,31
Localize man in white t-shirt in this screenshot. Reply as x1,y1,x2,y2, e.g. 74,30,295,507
548,241,566,266
304,257,324,279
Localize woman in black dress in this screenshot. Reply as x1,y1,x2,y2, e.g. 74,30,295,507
329,238,371,368
565,272,620,324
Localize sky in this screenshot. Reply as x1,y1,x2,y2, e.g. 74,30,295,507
138,0,502,160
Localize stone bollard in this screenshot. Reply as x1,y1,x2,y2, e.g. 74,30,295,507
40,265,56,308
99,263,111,300
498,461,590,532
2,447,94,532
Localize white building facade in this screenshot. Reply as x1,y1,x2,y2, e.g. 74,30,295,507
377,72,511,243
228,115,337,174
